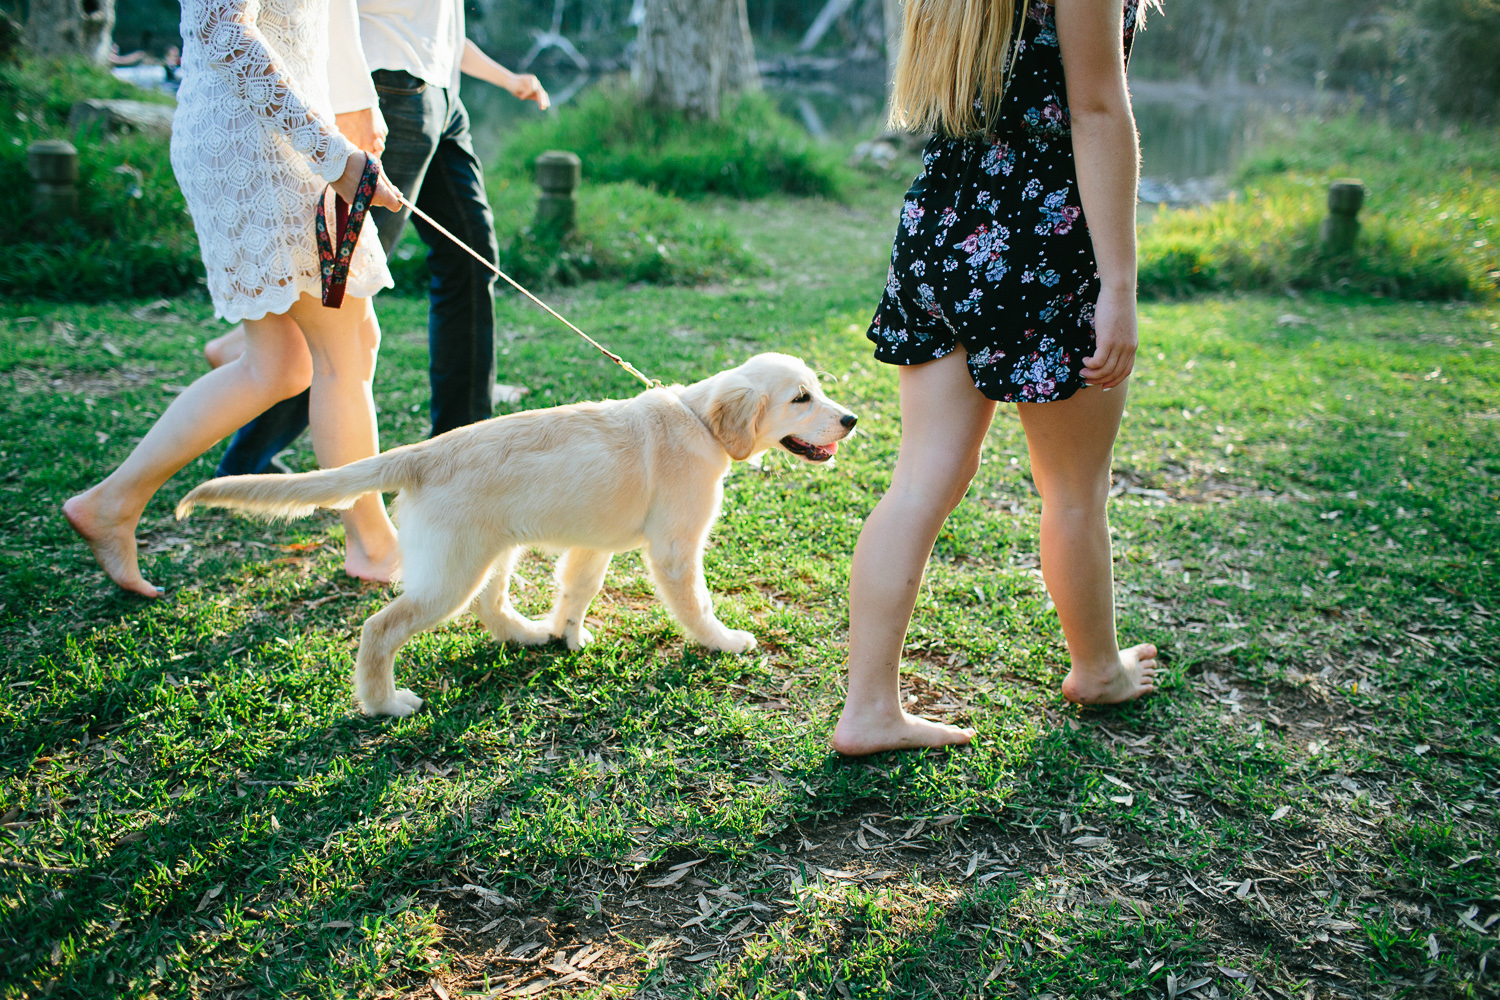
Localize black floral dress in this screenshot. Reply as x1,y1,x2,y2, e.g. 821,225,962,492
867,0,1142,402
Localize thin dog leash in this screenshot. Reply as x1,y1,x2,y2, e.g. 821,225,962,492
396,192,662,390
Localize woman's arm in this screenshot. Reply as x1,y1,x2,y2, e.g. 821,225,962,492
326,0,380,117
1056,0,1139,389
186,0,357,184
327,0,387,154
459,40,551,109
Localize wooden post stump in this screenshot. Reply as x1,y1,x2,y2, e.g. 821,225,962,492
534,150,581,237
28,139,79,218
1321,179,1364,254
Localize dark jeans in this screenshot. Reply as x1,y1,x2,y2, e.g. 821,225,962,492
217,69,499,476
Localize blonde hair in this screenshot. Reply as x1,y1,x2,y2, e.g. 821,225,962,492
887,0,1025,138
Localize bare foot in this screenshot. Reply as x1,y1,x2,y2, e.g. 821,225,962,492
831,706,976,756
344,537,400,584
1061,643,1159,705
62,491,162,598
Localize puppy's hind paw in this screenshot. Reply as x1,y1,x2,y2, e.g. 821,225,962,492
705,629,757,655
485,615,552,647
512,622,554,646
363,688,424,717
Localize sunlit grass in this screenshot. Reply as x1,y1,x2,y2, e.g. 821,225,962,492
1139,115,1499,300
1,176,1496,998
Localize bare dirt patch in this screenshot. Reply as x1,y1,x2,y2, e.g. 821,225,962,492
7,363,189,399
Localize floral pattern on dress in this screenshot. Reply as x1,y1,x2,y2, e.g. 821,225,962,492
1035,188,1081,235
865,0,1142,403
959,223,1012,283
1021,97,1069,136
1010,334,1073,401
901,200,925,236
980,141,1016,177
1028,2,1059,46
954,287,986,314
969,344,1007,368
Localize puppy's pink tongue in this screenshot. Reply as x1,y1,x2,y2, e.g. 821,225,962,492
825,440,839,455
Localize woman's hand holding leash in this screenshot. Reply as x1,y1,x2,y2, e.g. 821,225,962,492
335,150,402,212
319,154,401,309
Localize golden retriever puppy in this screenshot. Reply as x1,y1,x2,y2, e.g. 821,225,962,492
177,353,856,717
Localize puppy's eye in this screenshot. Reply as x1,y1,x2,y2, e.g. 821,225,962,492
792,387,812,404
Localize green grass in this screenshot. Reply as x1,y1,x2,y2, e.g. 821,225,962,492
493,83,850,200
0,65,771,304
388,179,758,295
1,177,1498,998
0,61,202,301
1139,115,1500,301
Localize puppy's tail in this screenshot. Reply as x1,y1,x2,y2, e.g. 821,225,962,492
176,450,417,521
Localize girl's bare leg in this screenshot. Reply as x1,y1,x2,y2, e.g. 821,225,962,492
286,293,399,582
64,314,314,596
1016,384,1156,703
832,350,990,755
204,324,246,369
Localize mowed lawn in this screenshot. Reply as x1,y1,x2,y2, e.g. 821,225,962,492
1,182,1497,1000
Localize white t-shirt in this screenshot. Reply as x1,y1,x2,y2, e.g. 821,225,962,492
357,0,464,92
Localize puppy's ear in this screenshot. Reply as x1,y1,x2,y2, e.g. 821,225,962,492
707,382,767,461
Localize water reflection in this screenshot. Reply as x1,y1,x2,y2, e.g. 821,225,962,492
1134,91,1259,181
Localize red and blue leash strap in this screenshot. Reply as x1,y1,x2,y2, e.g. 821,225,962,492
315,155,381,309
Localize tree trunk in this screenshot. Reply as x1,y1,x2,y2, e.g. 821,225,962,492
633,0,759,119
25,0,114,63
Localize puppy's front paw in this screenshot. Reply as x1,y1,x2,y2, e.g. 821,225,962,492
705,629,757,655
563,622,594,651
363,688,424,717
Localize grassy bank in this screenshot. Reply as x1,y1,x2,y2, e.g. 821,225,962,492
387,179,758,295
1,175,1497,998
0,61,200,301
0,65,791,303
1139,115,1500,301
493,84,850,201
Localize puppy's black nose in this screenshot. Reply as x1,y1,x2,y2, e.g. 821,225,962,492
841,414,858,429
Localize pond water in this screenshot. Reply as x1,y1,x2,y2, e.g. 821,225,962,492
1133,87,1262,182
459,65,1317,186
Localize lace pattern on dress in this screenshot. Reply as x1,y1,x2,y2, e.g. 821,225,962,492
172,0,392,322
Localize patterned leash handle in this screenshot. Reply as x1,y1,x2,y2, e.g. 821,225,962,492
316,155,382,309
394,192,661,390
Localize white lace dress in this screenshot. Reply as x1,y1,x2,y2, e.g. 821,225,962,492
173,0,393,322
